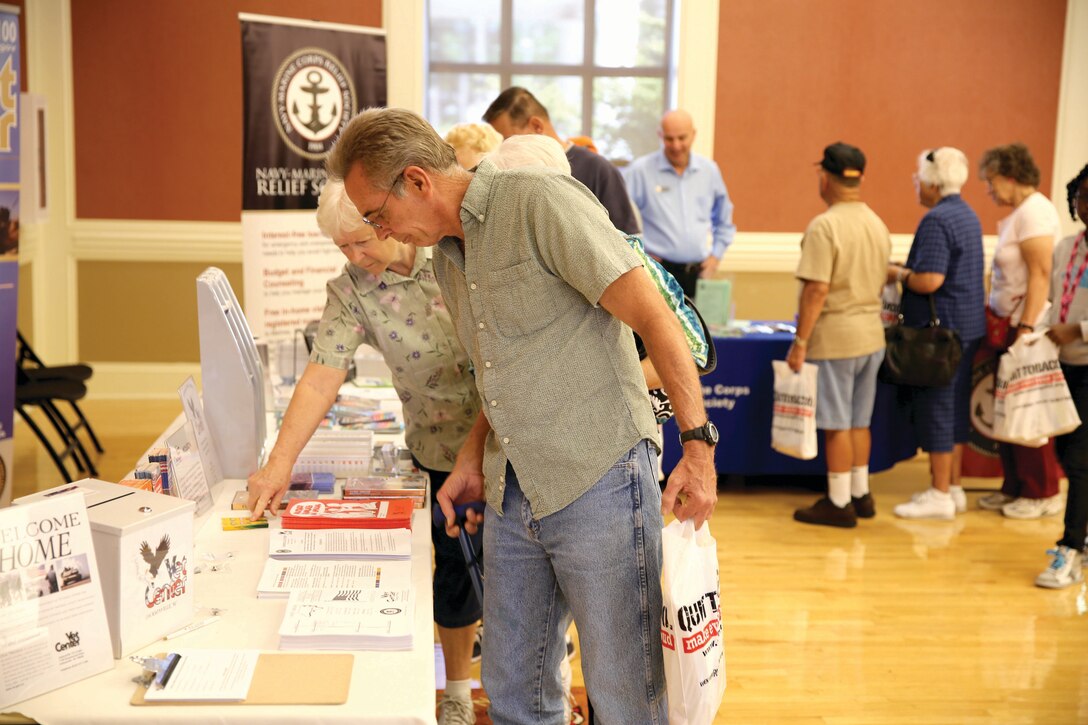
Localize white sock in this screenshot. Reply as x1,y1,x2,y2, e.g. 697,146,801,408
950,484,964,496
828,472,851,508
444,678,472,701
850,465,870,498
929,487,951,499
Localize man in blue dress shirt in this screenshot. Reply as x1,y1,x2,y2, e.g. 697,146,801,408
623,109,736,297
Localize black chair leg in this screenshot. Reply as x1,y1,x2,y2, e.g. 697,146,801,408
15,404,75,483
68,400,104,453
41,401,98,478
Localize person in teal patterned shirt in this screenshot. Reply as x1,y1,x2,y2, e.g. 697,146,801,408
247,180,482,725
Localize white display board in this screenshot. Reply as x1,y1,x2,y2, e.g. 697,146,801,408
0,492,113,708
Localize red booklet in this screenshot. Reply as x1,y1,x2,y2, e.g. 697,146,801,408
281,498,414,530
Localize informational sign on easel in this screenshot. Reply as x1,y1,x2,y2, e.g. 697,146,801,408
178,376,224,489
165,425,213,518
0,493,113,709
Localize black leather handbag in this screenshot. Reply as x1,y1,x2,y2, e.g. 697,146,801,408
879,295,963,388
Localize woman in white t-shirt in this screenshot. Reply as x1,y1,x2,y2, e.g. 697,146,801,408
978,143,1063,519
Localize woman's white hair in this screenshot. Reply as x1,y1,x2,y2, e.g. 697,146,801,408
489,134,571,174
315,179,368,240
917,147,969,196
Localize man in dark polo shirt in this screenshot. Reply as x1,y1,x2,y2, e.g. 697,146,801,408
483,86,640,235
329,107,717,724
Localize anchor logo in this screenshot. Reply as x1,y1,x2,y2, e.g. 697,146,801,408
272,48,356,160
291,70,336,135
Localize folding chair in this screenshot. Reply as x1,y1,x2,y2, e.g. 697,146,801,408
15,370,99,482
15,330,104,454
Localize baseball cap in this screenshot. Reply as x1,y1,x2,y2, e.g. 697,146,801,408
818,142,866,178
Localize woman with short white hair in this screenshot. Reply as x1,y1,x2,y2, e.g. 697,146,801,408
250,180,483,725
887,147,987,520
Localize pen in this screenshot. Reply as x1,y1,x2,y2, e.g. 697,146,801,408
163,615,219,640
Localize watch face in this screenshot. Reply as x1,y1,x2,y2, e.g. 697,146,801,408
705,421,720,444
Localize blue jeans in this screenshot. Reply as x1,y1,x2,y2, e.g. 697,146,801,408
482,440,667,725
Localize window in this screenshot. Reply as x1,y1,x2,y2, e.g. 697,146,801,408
427,0,676,162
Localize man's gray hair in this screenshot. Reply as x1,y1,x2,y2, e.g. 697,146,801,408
326,107,460,192
917,147,969,196
315,179,367,240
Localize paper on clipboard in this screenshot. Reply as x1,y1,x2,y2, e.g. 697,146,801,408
131,652,354,706
141,650,258,702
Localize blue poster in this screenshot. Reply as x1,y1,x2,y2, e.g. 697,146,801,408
0,5,20,504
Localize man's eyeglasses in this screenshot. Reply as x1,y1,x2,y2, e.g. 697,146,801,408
360,173,402,230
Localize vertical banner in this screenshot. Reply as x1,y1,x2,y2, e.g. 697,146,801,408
0,4,20,507
239,14,386,367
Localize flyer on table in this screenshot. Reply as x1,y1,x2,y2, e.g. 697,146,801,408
0,494,113,709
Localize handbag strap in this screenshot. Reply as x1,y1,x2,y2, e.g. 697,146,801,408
925,294,941,328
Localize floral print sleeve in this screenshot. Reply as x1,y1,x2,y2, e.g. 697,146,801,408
310,265,377,369
308,255,481,472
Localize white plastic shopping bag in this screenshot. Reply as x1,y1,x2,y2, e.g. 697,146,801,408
992,333,1081,446
771,360,819,460
880,282,902,328
661,519,725,725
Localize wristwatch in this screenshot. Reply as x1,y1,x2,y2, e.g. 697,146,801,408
679,420,719,446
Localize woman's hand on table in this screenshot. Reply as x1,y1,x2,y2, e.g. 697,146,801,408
247,462,290,519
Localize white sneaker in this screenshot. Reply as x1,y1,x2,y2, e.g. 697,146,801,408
949,485,967,514
978,492,1014,511
1035,546,1084,589
438,694,476,725
909,487,965,513
894,488,956,520
1001,495,1064,520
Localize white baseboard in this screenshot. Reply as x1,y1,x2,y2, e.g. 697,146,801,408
87,362,202,400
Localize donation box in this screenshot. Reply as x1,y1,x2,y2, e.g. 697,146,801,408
16,479,196,657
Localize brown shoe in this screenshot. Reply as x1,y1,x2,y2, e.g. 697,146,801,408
794,497,858,528
852,493,875,519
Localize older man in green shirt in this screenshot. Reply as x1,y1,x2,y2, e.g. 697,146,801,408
328,108,716,725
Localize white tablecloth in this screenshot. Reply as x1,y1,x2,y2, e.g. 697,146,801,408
15,480,438,724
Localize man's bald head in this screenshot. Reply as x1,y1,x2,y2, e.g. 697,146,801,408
658,109,696,171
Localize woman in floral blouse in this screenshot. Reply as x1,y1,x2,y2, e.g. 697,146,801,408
247,180,482,724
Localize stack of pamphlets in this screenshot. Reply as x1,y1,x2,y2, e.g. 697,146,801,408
268,528,412,560
278,588,415,651
256,559,412,599
281,499,414,530
342,474,428,509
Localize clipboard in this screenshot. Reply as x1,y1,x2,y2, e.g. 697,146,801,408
131,653,353,706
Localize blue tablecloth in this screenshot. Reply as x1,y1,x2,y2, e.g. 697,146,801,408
662,325,918,476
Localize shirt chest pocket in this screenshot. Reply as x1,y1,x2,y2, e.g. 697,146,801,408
486,259,565,337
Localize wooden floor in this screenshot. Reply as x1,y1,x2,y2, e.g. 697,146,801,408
10,400,1088,724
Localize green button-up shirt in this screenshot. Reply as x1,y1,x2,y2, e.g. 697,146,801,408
434,160,660,518
310,247,480,471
